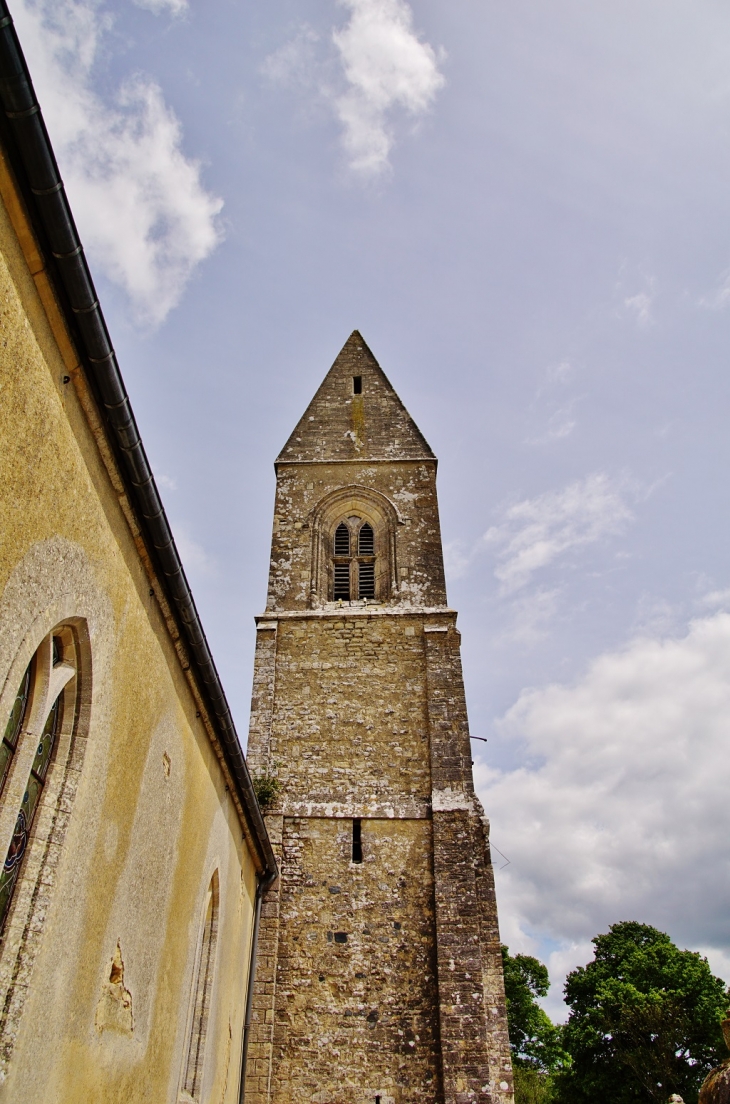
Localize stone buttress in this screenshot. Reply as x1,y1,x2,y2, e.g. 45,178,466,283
245,333,514,1104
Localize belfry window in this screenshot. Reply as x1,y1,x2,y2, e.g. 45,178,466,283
334,522,350,557
0,631,76,931
332,518,377,601
358,523,374,555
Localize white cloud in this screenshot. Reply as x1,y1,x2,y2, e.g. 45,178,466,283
496,587,561,648
702,587,730,610
331,0,445,175
478,611,730,1009
484,473,635,595
133,0,187,13
13,0,222,326
623,290,653,326
264,1,445,177
699,267,730,311
546,360,574,385
443,538,471,582
526,402,578,445
697,946,730,987
173,526,216,578
614,263,655,327
262,26,322,90
526,362,581,445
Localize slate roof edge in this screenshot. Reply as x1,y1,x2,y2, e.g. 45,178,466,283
0,2,276,883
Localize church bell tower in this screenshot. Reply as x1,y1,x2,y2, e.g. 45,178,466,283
245,333,513,1104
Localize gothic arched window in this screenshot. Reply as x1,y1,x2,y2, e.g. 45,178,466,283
0,664,31,795
0,631,76,931
181,871,220,1102
332,518,376,601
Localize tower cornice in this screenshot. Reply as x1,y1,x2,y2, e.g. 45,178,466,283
255,606,457,623
275,456,438,468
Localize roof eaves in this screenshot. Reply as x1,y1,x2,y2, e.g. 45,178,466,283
0,2,276,884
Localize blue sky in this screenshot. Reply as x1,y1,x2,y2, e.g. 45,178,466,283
15,0,730,1014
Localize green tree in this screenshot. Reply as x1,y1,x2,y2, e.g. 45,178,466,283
502,946,568,1104
553,921,729,1104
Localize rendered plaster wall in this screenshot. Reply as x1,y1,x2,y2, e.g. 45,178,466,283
0,177,257,1100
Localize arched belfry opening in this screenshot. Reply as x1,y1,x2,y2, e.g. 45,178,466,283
308,485,401,607
331,517,376,601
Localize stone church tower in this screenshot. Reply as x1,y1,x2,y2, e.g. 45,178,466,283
245,333,513,1104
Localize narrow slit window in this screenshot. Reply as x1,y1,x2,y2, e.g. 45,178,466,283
353,376,362,395
352,818,362,863
334,522,350,557
358,562,375,600
358,522,374,556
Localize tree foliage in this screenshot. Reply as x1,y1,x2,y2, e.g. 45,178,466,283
552,921,729,1104
502,946,567,1077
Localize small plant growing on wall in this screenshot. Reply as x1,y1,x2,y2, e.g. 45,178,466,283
251,766,280,810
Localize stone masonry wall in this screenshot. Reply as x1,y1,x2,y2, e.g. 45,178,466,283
246,335,513,1104
270,816,441,1104
268,460,447,612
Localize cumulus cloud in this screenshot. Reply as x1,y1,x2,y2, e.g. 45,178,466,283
443,538,471,582
331,0,445,175
615,265,655,327
478,611,730,1009
264,0,445,177
133,0,187,12
525,361,582,445
13,0,222,326
526,401,578,445
623,290,653,326
699,267,730,311
262,25,322,90
496,587,561,648
485,473,635,595
173,526,216,578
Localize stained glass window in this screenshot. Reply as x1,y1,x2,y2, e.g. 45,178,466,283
0,635,69,933
0,664,31,796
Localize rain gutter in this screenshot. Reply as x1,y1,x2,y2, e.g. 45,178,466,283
0,2,277,884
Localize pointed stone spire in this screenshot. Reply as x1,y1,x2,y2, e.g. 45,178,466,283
277,331,436,464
